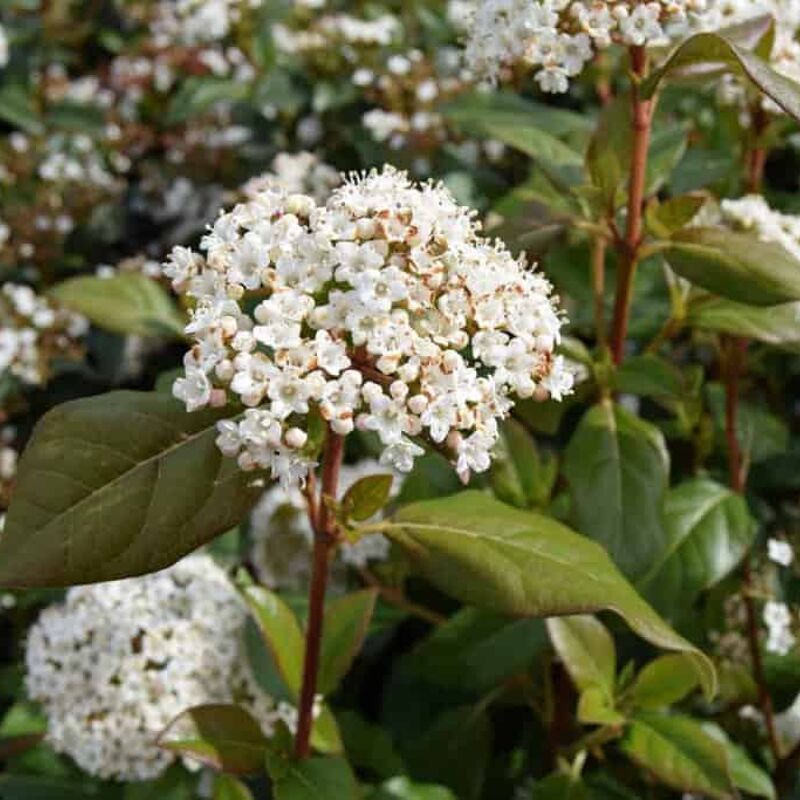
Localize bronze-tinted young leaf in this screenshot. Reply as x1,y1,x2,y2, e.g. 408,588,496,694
638,479,756,613
317,589,377,695
388,492,715,698
158,704,269,775
620,713,734,799
341,475,394,522
666,228,800,306
563,402,669,581
267,754,359,800
242,586,304,699
546,615,616,695
50,274,186,338
642,32,800,123
687,295,800,346
0,391,261,588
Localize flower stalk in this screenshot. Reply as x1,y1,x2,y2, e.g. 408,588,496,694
294,430,345,759
610,45,653,365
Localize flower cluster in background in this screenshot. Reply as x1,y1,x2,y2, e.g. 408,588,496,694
170,166,572,488
25,554,276,781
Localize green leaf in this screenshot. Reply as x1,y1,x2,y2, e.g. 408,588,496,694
49,274,186,338
157,704,269,775
403,706,491,800
167,77,250,124
338,711,406,780
687,296,800,346
310,706,344,756
666,227,800,306
369,777,456,800
528,774,589,800
0,391,261,588
0,84,44,134
577,685,626,726
642,31,800,123
620,713,734,799
407,608,548,694
213,775,254,800
341,475,394,522
317,589,377,695
491,419,557,509
613,355,683,399
387,492,715,698
646,194,708,238
629,654,700,709
704,723,776,799
638,479,756,612
563,402,669,581
268,755,359,800
243,586,304,699
546,615,616,695
0,775,117,800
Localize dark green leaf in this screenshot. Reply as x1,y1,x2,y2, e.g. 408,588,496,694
687,296,800,346
157,704,269,775
642,32,800,123
167,78,249,124
563,402,669,581
388,492,715,697
50,274,186,338
268,755,359,800
341,475,394,522
666,227,800,306
368,777,456,800
0,775,117,800
243,586,304,699
620,713,734,799
0,84,44,134
213,775,254,800
0,391,261,587
638,479,755,612
338,711,406,780
528,773,589,800
318,589,377,695
613,354,683,398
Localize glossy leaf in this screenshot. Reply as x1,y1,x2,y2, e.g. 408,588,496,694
546,615,616,695
687,296,800,346
613,354,683,399
338,711,406,779
666,227,800,306
213,775,254,800
157,704,269,775
642,32,800,123
638,479,755,612
242,586,304,699
0,391,261,587
629,654,700,709
563,402,669,581
388,492,715,697
704,724,776,799
620,713,734,798
341,475,394,522
369,777,456,800
318,589,377,695
50,274,186,338
491,419,557,509
268,755,359,800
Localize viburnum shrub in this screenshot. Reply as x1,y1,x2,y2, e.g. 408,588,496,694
3,1,800,798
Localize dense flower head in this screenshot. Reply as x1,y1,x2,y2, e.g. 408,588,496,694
239,152,342,203
169,165,572,489
716,194,800,261
463,0,797,93
25,554,275,781
0,283,88,388
249,460,396,590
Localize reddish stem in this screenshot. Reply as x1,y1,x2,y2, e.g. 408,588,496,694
294,431,344,759
610,46,653,365
723,336,781,763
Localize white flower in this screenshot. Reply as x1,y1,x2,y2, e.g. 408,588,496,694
25,554,277,782
169,166,571,489
764,600,796,656
768,538,794,567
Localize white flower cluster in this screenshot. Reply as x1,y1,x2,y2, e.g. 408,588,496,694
152,0,264,46
0,283,88,387
274,13,401,55
239,152,341,203
249,460,396,591
767,537,794,567
463,0,749,92
168,165,572,489
763,600,796,655
25,554,276,781
718,195,800,262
